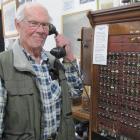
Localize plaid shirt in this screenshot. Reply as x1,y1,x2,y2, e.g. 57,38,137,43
0,49,83,139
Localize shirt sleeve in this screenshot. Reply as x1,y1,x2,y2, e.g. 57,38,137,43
63,59,83,97
0,78,7,137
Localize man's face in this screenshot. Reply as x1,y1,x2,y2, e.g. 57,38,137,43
15,6,50,51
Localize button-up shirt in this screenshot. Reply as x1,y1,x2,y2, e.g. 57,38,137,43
0,49,83,139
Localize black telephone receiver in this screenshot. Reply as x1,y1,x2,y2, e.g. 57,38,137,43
49,24,66,59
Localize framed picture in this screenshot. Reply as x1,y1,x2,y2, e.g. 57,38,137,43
18,0,32,6
98,0,112,9
2,0,18,38
80,0,95,4
18,0,26,5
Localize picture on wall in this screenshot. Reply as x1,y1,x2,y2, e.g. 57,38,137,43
98,0,114,9
80,0,95,4
18,0,32,6
18,0,26,5
63,0,74,11
2,0,18,38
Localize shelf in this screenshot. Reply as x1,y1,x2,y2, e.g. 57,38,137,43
72,105,90,121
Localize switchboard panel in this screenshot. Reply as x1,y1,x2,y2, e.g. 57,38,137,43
85,3,140,140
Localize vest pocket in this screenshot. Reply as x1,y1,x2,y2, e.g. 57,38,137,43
2,130,35,140
4,88,34,134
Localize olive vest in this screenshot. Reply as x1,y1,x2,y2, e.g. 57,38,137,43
0,41,75,140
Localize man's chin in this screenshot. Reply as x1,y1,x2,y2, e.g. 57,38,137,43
33,41,44,48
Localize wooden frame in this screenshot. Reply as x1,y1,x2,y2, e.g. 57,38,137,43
2,0,18,38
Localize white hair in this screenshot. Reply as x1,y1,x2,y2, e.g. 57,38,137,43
15,2,52,22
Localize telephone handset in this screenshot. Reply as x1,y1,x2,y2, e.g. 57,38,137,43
49,24,66,59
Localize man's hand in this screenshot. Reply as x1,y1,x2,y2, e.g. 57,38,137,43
55,34,76,62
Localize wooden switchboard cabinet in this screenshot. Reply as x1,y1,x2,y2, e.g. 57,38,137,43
81,3,140,140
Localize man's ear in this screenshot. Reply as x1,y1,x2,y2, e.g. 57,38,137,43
15,19,20,32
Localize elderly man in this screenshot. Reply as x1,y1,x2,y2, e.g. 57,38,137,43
0,2,83,140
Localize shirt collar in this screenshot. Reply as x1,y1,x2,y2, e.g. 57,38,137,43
22,48,49,64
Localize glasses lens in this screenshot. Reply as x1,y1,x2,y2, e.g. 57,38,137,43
42,23,50,30
24,20,49,31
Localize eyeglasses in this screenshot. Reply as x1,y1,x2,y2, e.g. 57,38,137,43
23,19,50,31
